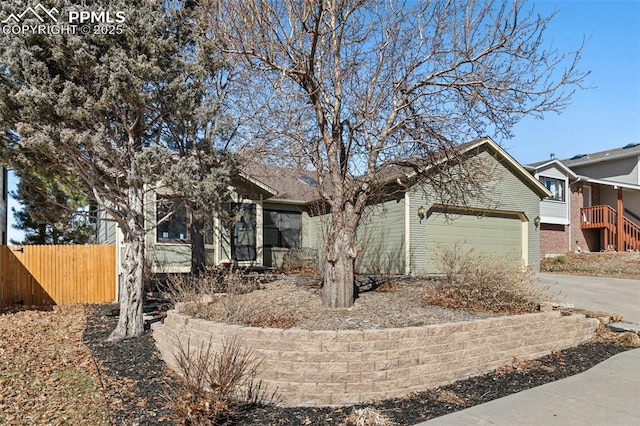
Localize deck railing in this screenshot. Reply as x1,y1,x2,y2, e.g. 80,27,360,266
623,216,640,251
580,205,640,251
580,205,617,230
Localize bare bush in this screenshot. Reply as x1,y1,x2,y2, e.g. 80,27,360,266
181,293,297,329
280,248,319,273
423,243,548,314
340,407,393,426
168,336,275,425
174,274,297,329
163,267,262,305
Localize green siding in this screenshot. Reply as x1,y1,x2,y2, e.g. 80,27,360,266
356,196,406,274
409,147,541,274
304,212,325,269
96,208,117,244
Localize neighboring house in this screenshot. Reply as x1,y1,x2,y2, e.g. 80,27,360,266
528,143,640,256
97,137,550,278
1,166,7,245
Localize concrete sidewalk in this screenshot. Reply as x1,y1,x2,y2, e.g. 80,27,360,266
416,348,640,426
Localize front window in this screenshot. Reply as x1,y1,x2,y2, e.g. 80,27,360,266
231,203,257,261
264,209,302,248
539,176,566,202
157,197,189,242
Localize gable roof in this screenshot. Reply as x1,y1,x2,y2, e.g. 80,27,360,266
525,158,579,180
242,137,551,203
242,162,321,203
562,143,640,167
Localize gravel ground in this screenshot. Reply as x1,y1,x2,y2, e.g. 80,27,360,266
81,302,637,425
177,278,500,330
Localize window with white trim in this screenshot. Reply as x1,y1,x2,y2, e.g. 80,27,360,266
539,176,566,202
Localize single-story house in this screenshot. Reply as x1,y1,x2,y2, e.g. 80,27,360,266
527,143,640,256
97,137,550,279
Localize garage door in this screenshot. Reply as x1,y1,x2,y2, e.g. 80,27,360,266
425,211,523,273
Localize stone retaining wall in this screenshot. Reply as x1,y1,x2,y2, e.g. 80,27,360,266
152,310,598,406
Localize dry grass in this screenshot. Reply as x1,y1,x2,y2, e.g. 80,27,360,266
178,279,298,329
541,252,640,279
173,246,551,329
340,407,393,426
436,390,467,406
0,305,110,425
422,244,549,314
162,267,263,305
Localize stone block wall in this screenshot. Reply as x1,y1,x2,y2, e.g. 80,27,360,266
152,310,598,406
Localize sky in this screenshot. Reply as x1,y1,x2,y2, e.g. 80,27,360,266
5,0,640,243
500,0,640,164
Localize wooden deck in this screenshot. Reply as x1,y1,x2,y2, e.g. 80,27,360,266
581,205,640,251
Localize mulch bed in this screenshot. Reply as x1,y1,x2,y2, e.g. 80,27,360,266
83,304,179,425
83,304,634,425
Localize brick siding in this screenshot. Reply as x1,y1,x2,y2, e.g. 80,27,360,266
152,310,598,406
570,183,601,252
540,182,601,257
540,223,568,255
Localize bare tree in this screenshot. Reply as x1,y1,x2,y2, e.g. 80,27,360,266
203,0,586,308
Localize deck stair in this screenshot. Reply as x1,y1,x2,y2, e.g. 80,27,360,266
581,205,640,251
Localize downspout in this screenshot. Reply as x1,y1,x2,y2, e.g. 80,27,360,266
397,177,411,276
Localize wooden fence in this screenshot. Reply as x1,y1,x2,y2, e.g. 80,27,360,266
0,245,116,307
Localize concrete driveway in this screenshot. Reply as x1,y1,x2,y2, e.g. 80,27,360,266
538,273,640,324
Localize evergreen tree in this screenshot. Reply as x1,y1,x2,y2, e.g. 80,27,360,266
0,0,236,338
11,169,95,245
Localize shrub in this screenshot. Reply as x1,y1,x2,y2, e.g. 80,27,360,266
168,336,275,425
280,248,319,273
423,243,548,314
172,272,298,329
219,294,297,329
162,267,262,305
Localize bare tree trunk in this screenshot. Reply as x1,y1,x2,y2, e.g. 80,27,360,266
109,186,145,340
323,225,356,308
